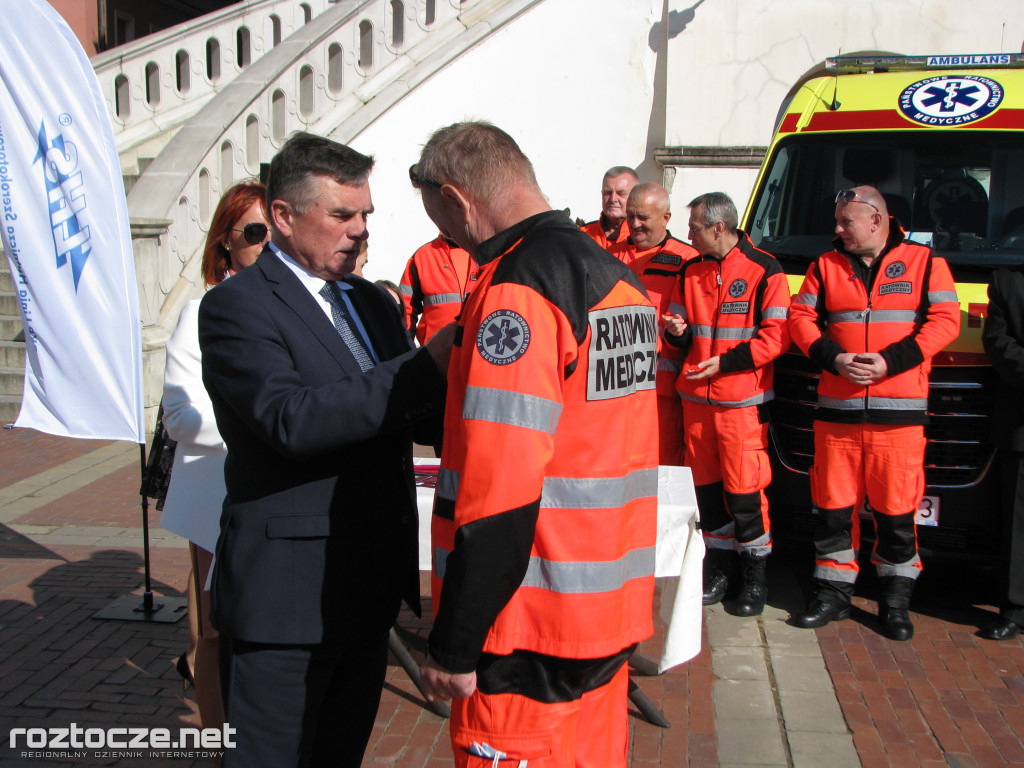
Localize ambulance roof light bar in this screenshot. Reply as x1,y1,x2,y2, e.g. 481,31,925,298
826,53,1024,74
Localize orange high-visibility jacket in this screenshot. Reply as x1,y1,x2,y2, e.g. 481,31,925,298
611,235,698,396
580,215,631,252
667,233,790,408
399,235,477,345
429,211,659,673
789,229,960,424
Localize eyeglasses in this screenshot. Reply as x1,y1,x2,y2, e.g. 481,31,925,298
409,164,443,190
233,222,269,245
835,189,880,212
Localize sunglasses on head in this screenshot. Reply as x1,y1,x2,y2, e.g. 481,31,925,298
835,189,879,212
233,222,269,245
409,164,443,190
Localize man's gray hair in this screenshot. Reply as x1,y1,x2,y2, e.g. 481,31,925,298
689,192,739,232
267,131,374,214
418,121,539,203
604,166,639,183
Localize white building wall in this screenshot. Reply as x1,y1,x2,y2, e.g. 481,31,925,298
344,0,663,284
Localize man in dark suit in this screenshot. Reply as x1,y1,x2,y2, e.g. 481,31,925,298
981,266,1024,640
198,132,452,767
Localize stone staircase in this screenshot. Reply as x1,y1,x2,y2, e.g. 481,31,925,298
0,263,25,423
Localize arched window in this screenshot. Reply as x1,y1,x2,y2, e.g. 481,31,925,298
246,114,260,168
270,14,282,47
271,89,286,142
236,27,251,69
425,0,436,25
221,141,233,186
175,196,189,256
206,38,221,82
114,74,130,119
145,62,160,106
301,3,312,24
175,50,190,94
358,20,373,70
299,66,314,118
391,1,404,48
199,168,211,224
327,43,343,94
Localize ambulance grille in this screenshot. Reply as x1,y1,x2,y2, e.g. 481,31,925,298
769,354,995,488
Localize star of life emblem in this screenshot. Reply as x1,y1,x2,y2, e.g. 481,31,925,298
885,261,906,278
898,75,1003,127
477,310,530,365
729,279,747,298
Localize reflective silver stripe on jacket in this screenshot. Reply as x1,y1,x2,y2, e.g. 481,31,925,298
763,306,789,319
400,284,413,296
463,386,563,434
679,390,773,408
928,290,958,304
540,467,658,510
668,302,686,318
434,545,656,591
436,467,460,502
658,358,682,374
827,309,919,324
423,292,463,306
794,292,817,306
817,395,928,410
689,324,758,340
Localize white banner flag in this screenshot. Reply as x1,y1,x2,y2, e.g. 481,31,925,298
0,0,144,443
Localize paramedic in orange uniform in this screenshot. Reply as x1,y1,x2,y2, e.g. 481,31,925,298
580,166,638,251
663,192,789,617
611,183,697,465
399,234,477,345
789,186,960,640
412,122,659,767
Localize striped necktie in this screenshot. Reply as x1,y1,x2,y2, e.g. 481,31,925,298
319,281,375,372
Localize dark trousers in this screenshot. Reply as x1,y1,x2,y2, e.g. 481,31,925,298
220,629,390,768
998,451,1024,625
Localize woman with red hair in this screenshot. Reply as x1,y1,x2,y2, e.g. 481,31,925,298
161,181,268,741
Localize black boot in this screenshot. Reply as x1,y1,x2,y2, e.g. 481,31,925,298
733,553,768,616
702,549,734,605
878,576,916,641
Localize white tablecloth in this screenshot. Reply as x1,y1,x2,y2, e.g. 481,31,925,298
412,459,703,672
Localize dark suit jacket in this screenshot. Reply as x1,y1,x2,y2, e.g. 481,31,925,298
983,266,1024,451
198,249,445,645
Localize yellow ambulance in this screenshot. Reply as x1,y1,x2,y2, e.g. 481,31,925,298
743,53,1024,559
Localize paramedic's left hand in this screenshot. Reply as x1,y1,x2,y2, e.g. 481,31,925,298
685,356,720,380
421,656,477,700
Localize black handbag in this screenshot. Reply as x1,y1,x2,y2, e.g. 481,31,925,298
139,403,178,511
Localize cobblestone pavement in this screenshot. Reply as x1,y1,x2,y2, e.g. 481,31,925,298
0,426,1021,766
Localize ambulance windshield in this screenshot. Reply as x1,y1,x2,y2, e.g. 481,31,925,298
747,131,1024,273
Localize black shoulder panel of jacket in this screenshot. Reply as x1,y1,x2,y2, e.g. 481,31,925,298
488,211,647,348
737,233,785,278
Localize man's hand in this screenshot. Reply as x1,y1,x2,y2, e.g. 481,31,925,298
835,351,888,385
420,656,477,701
662,313,688,337
425,322,457,373
684,356,720,380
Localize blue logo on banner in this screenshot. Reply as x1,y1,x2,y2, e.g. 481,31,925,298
34,120,90,290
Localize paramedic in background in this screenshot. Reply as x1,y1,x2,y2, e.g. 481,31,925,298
399,232,477,345
411,121,659,767
580,165,639,251
788,185,959,641
663,191,789,617
611,182,696,465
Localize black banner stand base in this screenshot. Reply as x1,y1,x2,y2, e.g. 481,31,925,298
95,591,187,623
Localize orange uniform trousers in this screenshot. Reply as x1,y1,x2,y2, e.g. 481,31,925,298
449,663,629,768
810,422,925,586
684,401,771,554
